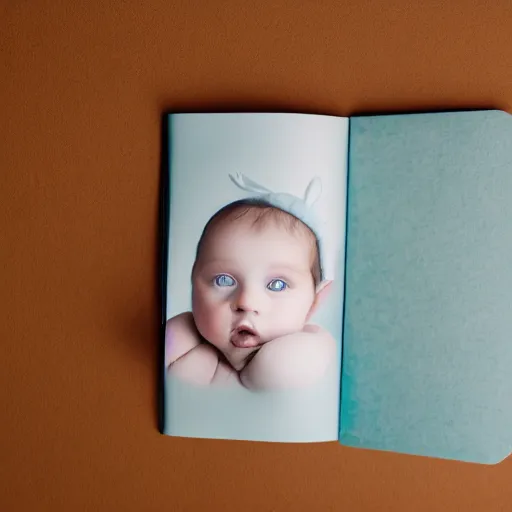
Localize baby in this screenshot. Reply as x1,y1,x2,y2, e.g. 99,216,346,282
165,174,336,391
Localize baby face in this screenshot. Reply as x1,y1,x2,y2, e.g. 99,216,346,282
192,216,318,371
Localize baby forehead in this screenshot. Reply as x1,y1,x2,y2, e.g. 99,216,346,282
202,213,314,253
196,226,314,273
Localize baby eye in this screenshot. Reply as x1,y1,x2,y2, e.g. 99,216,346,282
214,274,236,287
267,279,287,292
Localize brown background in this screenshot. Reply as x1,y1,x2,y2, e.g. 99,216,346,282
2,1,512,510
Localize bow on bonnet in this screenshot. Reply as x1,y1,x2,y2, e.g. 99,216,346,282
229,172,323,207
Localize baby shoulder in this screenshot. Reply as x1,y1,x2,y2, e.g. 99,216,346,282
166,311,194,333
240,327,336,391
303,324,336,349
165,311,201,366
168,343,220,386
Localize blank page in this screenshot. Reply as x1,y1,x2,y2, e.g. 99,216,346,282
340,110,512,463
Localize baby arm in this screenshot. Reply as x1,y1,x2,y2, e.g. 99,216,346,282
239,325,336,391
165,312,219,385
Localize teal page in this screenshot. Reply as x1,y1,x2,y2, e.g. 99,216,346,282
340,110,512,464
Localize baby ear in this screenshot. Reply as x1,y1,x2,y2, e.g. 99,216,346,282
308,280,333,319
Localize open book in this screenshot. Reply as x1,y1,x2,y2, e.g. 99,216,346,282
161,110,512,464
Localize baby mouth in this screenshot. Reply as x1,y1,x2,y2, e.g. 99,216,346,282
230,325,261,349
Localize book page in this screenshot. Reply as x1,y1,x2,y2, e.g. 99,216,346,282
340,110,512,463
163,113,348,442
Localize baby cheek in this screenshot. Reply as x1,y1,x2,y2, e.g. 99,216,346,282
276,295,314,329
193,293,228,344
263,308,299,339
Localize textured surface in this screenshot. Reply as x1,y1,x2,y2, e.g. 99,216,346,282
341,110,512,464
2,1,512,510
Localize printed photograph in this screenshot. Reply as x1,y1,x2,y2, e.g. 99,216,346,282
164,113,348,441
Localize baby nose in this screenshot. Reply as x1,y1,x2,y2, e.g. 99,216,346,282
231,286,262,314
